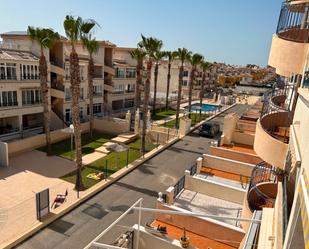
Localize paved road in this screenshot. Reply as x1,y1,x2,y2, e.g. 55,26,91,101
16,104,249,249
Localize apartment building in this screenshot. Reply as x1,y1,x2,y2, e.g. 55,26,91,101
0,32,45,141
107,47,136,113
0,31,115,141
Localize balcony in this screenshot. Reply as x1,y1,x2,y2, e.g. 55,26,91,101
104,78,113,92
269,1,309,76
51,80,64,99
247,162,278,211
254,86,293,168
277,2,309,43
50,61,65,76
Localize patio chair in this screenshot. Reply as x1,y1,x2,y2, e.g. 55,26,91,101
51,189,68,208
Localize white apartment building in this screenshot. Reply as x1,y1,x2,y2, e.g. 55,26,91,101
0,31,116,141
107,47,136,113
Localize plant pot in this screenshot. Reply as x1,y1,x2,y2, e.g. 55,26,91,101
180,237,190,248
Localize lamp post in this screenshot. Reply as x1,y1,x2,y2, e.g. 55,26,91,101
69,124,74,160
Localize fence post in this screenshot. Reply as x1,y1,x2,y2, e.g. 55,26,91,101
166,186,175,205
167,128,170,143
126,149,129,167
156,133,159,148
196,157,203,174
105,160,108,180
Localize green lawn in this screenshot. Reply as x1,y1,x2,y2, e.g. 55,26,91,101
162,113,209,128
152,108,176,121
39,132,114,160
61,138,156,189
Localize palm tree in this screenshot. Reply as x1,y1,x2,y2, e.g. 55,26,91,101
200,60,212,116
81,34,99,138
188,53,203,118
152,50,164,116
174,48,191,128
27,27,60,156
63,15,97,192
130,48,146,112
138,34,162,154
163,51,176,111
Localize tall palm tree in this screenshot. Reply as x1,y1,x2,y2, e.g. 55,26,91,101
200,60,212,116
152,50,164,116
27,27,60,156
130,48,146,112
174,48,191,128
188,53,203,118
163,51,176,111
138,34,162,154
63,15,97,192
81,34,99,138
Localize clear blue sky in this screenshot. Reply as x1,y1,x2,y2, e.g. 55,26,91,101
0,0,282,66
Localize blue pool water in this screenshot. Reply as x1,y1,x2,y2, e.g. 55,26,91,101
186,103,221,112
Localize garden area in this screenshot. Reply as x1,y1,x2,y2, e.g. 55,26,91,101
162,113,209,128
152,108,176,121
38,132,114,160
61,138,156,188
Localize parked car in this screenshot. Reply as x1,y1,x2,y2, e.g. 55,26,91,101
199,122,220,138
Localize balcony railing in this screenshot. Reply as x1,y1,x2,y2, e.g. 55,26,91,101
247,161,277,211
51,80,65,91
276,1,309,43
0,75,17,81
260,81,298,143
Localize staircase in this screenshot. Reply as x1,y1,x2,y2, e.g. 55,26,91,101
247,161,278,211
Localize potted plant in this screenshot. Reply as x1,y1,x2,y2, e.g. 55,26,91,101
274,167,287,182
179,227,190,248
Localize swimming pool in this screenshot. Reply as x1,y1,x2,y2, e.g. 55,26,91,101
185,103,221,112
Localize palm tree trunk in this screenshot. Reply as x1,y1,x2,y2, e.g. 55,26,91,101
141,60,152,154
88,55,94,138
39,52,52,156
153,63,158,116
175,64,183,129
70,47,84,191
188,68,195,118
200,70,206,116
165,61,171,111
135,58,142,111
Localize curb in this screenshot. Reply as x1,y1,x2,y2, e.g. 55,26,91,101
4,103,237,249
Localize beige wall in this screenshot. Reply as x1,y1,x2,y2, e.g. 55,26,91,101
184,175,246,205
232,131,255,146
268,34,308,77
8,123,89,156
222,113,238,145
156,202,245,248
209,146,261,165
93,117,130,135
203,154,255,177
254,119,288,168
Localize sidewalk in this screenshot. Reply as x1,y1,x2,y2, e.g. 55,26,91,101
82,132,138,165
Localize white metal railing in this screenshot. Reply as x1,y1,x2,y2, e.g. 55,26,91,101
83,198,261,249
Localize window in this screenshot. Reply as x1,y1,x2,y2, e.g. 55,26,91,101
65,109,71,122
125,84,135,93
93,85,103,96
20,64,39,80
22,89,42,105
65,66,70,80
65,88,72,101
183,71,189,77
115,68,125,78
80,88,84,100
0,91,17,107
124,99,134,108
80,107,83,120
0,63,16,80
80,66,85,81
126,68,136,78
113,84,124,94
182,80,188,86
